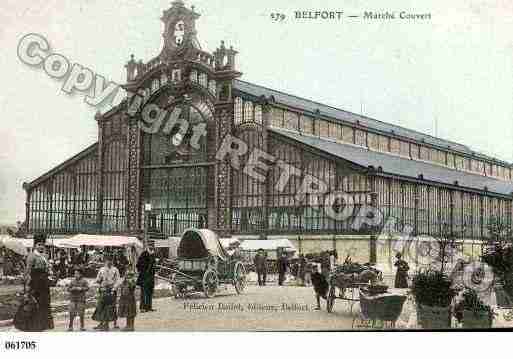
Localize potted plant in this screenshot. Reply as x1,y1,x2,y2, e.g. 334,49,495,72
412,269,458,329
454,288,494,328
481,218,513,307
412,223,460,329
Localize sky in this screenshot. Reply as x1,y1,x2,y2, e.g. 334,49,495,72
0,0,512,225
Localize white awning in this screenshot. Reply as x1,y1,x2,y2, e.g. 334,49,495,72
0,236,33,256
45,237,81,249
239,238,296,252
57,234,144,248
153,237,180,248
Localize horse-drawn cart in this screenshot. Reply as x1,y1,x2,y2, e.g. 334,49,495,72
326,262,383,313
156,229,246,298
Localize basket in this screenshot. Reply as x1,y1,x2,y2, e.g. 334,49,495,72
462,310,493,329
366,284,389,295
360,290,407,322
416,303,451,329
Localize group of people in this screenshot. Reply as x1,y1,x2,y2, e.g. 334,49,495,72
252,250,339,287
52,248,130,279
309,252,411,311
253,250,292,286
15,238,158,332
77,245,157,331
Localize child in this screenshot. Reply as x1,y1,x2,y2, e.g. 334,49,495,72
118,271,137,331
67,268,89,331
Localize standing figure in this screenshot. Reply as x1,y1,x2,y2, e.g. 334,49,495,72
137,246,156,312
329,250,337,269
92,256,120,331
67,268,89,331
0,247,5,277
304,259,313,287
118,271,137,331
114,249,129,277
321,251,331,281
56,251,68,279
298,254,306,286
277,252,289,286
394,253,410,289
311,264,329,310
23,237,54,331
253,249,267,286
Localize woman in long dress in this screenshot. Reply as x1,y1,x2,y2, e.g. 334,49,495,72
22,238,54,331
92,256,120,331
394,253,410,289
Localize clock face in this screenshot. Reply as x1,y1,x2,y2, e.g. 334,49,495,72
174,20,185,46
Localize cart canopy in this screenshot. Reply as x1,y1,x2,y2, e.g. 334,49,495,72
177,229,229,260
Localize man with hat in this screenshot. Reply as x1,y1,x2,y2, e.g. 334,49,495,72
253,249,267,286
136,245,156,312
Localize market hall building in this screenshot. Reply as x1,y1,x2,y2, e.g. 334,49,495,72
23,1,513,263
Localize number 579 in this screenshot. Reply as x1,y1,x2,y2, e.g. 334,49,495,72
270,13,286,22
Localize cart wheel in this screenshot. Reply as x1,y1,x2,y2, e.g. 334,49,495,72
233,262,246,294
171,283,183,299
203,269,218,298
327,286,335,313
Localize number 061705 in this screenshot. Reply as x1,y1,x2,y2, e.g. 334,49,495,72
4,341,37,350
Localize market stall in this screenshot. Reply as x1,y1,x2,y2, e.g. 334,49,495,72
0,236,33,257
55,234,144,278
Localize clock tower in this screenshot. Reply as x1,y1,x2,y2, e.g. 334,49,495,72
123,1,242,236
160,0,202,60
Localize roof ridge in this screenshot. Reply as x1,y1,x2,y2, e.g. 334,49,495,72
235,79,511,164
270,128,513,195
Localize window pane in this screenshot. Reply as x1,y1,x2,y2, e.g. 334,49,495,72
271,108,284,128
378,135,389,152
355,130,366,147
368,133,379,150
300,115,314,134
319,120,329,138
342,126,354,144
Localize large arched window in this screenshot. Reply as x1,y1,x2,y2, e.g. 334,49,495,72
142,96,213,166
244,101,254,123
